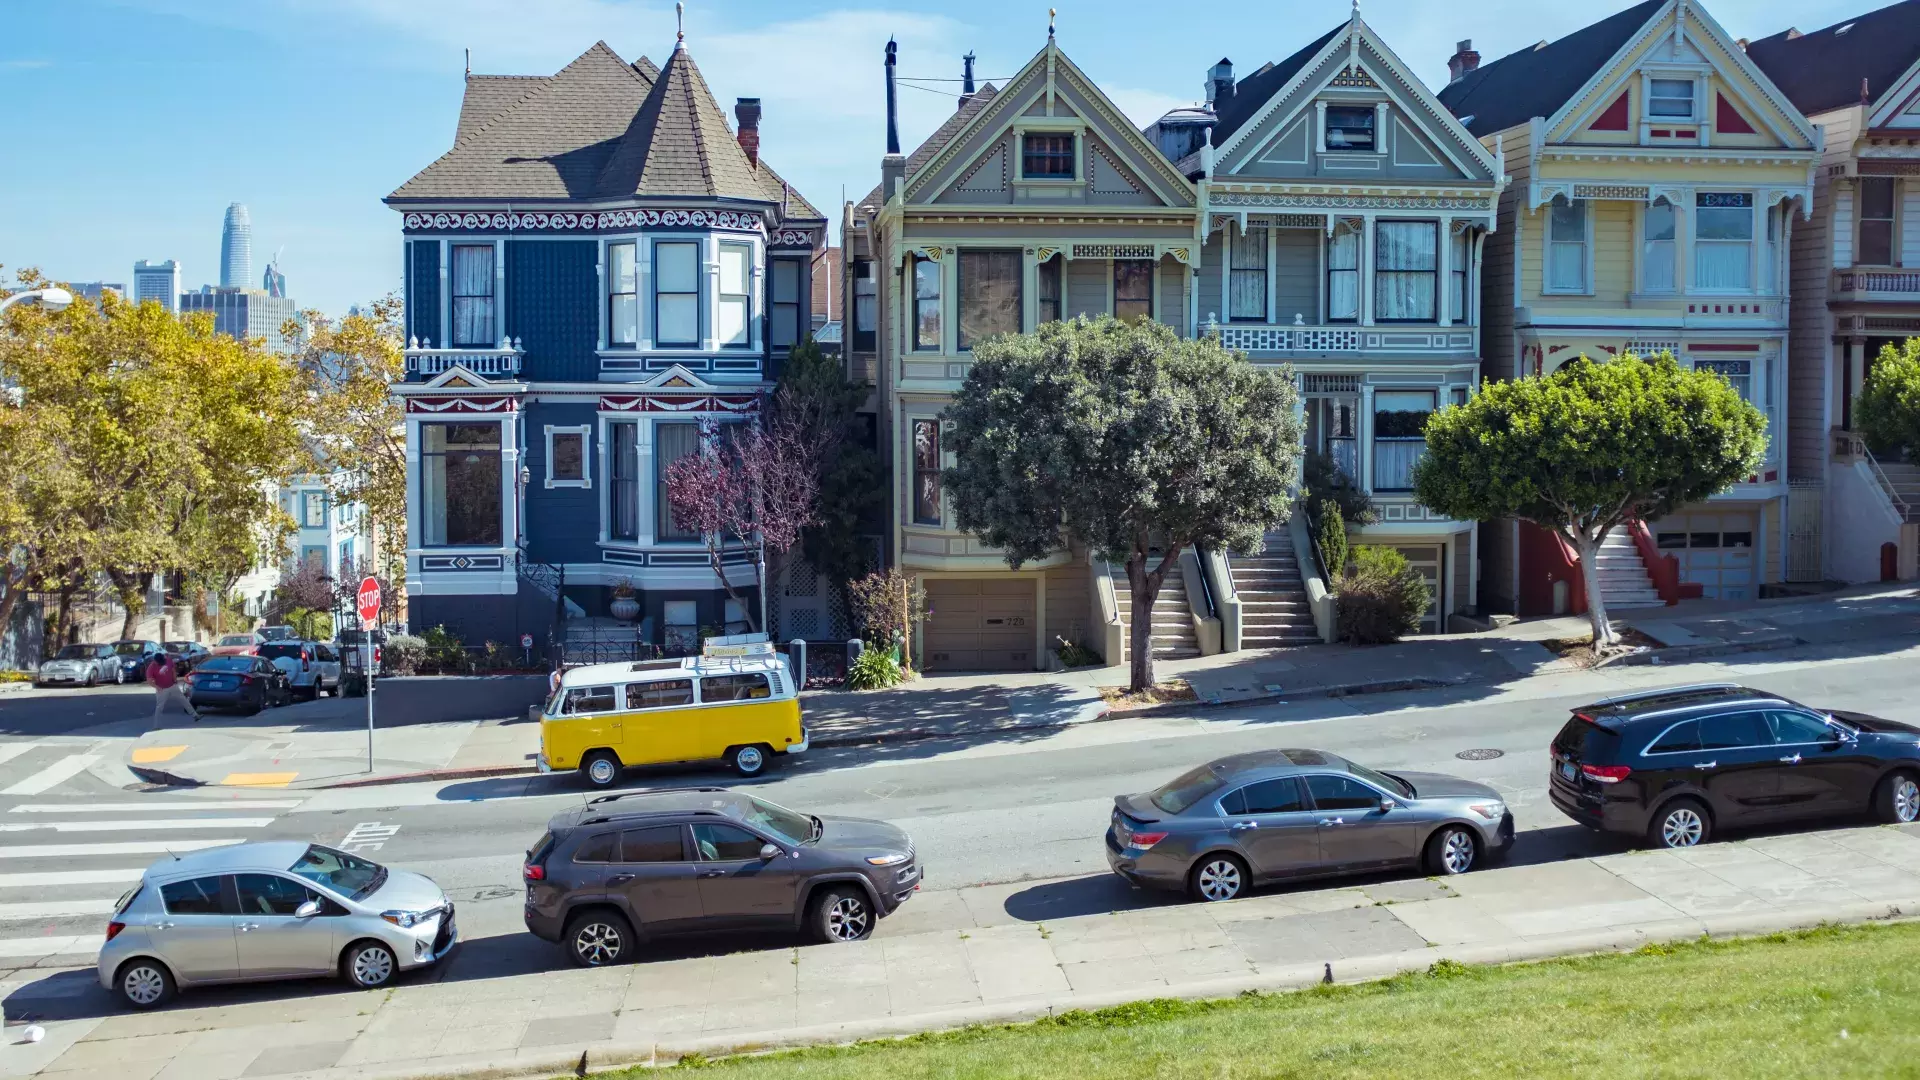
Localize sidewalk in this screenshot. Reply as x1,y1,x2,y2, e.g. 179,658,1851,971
9,821,1918,1079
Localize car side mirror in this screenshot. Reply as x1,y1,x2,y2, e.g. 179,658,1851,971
1377,798,1397,812
295,899,321,918
758,843,781,861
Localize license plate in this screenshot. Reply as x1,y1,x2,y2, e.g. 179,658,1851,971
205,677,234,689
1560,761,1577,780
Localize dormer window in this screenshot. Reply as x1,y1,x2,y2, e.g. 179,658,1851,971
1648,79,1694,120
1325,107,1376,152
1021,133,1076,179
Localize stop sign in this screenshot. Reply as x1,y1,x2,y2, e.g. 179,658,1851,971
356,577,382,625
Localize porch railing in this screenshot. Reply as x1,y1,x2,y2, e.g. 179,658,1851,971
405,342,525,378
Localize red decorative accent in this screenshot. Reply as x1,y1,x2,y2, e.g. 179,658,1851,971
1672,129,1695,137
1764,469,1778,482
1518,522,1588,617
598,394,760,413
1715,95,1757,135
1548,343,1570,355
1652,129,1672,138
1599,345,1619,355
405,396,516,413
1627,519,1682,606
1592,92,1630,132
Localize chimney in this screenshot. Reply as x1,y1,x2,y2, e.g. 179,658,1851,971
734,97,762,169
958,52,977,111
881,39,906,199
1446,39,1480,84
1207,58,1234,111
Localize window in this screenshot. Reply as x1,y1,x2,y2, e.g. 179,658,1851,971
1547,197,1589,292
1037,255,1063,324
654,421,700,540
852,259,877,351
547,427,587,487
1375,222,1438,321
572,833,615,863
1229,226,1268,322
1372,390,1434,492
1113,259,1153,323
420,423,502,547
1303,774,1382,812
451,244,495,347
1148,764,1228,815
625,678,694,710
1766,710,1834,746
618,826,687,863
1859,178,1896,266
770,259,802,352
1325,105,1376,151
692,822,766,861
1021,133,1075,179
300,545,326,570
654,241,701,346
561,685,616,715
235,874,318,916
608,241,638,346
1648,78,1695,119
161,877,226,915
912,255,941,350
663,600,699,654
288,845,383,899
1220,777,1307,815
1645,720,1700,754
1698,711,1771,750
302,492,326,527
958,250,1021,349
1694,192,1753,290
911,419,941,525
1449,228,1470,322
609,421,638,541
1643,200,1677,293
701,672,772,702
717,241,751,348
1693,359,1751,402
1327,221,1360,321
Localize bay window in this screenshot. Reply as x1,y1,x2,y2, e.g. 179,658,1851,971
1648,78,1695,119
1449,228,1470,322
654,421,700,540
716,241,751,348
1327,222,1359,321
608,242,638,346
654,241,701,346
1693,358,1751,402
608,421,638,542
912,255,941,350
770,259,801,352
1642,200,1677,293
1859,178,1895,266
1371,391,1434,493
1693,192,1753,290
1375,221,1437,322
1546,197,1588,293
1229,226,1268,322
958,250,1022,350
911,420,941,525
1113,259,1153,323
451,245,495,347
1037,255,1062,324
420,422,502,547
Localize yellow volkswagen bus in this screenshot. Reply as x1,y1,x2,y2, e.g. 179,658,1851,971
537,638,807,788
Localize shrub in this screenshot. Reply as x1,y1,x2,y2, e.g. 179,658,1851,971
421,625,469,672
1313,497,1349,580
1856,338,1920,462
384,634,426,675
847,568,928,649
1055,636,1102,668
1335,546,1430,645
845,646,905,690
479,640,517,671
1303,450,1375,526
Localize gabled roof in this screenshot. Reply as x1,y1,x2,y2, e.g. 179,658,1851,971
1210,24,1344,147
391,41,821,219
1436,0,1666,137
857,85,1000,210
1746,0,1920,116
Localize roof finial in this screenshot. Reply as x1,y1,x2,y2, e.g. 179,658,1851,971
675,1,685,48
1048,8,1056,38
1351,0,1360,17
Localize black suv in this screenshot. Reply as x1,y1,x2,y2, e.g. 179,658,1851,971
523,787,921,966
1550,682,1920,849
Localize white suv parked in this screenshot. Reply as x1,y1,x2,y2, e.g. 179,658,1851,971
258,640,343,700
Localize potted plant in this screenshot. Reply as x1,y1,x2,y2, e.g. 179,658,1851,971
609,580,640,622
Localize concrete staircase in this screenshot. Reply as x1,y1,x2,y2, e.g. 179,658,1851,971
1595,529,1665,611
1111,556,1201,661
1231,530,1321,649
1877,461,1920,523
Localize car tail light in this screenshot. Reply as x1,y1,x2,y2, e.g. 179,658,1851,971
301,650,310,671
105,921,126,942
523,864,545,881
1128,831,1169,849
1581,764,1632,784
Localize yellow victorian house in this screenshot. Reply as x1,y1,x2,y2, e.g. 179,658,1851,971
1438,0,1819,616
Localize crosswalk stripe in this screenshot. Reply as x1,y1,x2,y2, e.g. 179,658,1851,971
0,745,43,770
0,839,244,859
0,818,275,833
0,934,101,958
1,754,101,797
0,899,117,920
0,868,144,887
8,800,301,813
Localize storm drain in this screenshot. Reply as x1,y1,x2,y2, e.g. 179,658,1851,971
1455,748,1505,761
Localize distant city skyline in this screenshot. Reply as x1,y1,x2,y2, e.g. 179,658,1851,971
131,259,180,312
219,203,252,290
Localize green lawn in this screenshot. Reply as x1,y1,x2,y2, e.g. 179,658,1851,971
615,922,1920,1078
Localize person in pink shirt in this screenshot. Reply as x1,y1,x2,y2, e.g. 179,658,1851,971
147,652,200,723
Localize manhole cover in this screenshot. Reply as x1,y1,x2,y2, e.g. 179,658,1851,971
1455,748,1505,761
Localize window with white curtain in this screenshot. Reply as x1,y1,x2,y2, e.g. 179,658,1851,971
654,421,700,540
1374,222,1437,322
608,242,638,346
1546,197,1588,293
451,245,495,346
654,241,701,346
716,241,751,348
1694,192,1753,290
1648,79,1695,119
1859,178,1895,266
1229,226,1268,322
1693,359,1751,402
1642,200,1677,293
1449,229,1470,323
1371,390,1434,492
1327,222,1359,322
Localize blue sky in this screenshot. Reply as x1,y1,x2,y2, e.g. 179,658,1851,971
1,0,1864,316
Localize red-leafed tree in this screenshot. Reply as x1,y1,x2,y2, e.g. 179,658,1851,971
664,415,820,633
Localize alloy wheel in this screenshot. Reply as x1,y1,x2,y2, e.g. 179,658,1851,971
1442,829,1475,874
1661,807,1705,848
1195,859,1242,901
122,965,165,1005
735,746,765,774
825,896,869,941
352,945,394,987
573,921,623,965
1895,777,1919,824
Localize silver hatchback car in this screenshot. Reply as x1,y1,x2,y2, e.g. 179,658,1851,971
99,841,456,1008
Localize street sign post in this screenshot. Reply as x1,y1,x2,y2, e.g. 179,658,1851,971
356,578,381,771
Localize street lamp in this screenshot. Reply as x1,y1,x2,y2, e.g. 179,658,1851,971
0,287,74,315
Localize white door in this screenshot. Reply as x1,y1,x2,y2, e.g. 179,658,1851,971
1651,513,1757,600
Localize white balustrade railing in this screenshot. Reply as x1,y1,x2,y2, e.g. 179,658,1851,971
404,338,525,378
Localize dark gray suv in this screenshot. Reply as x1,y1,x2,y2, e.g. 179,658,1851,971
523,788,921,966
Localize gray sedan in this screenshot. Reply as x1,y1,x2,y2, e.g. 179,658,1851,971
1106,749,1516,902
35,644,123,687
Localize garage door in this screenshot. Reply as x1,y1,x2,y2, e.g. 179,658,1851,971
1652,513,1756,601
922,578,1035,672
1389,545,1444,634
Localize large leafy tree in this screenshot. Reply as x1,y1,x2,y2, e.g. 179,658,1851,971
775,338,886,584
1414,353,1766,648
945,316,1302,692
1855,337,1920,461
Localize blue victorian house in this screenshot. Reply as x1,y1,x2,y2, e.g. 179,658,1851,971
387,30,826,648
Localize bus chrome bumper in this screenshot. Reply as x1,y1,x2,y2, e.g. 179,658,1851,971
787,727,809,755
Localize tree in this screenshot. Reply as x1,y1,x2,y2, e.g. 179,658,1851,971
1414,353,1766,648
1855,337,1920,462
944,316,1302,692
774,338,886,584
663,418,821,634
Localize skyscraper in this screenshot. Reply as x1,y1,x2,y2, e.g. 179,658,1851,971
132,259,181,312
262,257,286,298
220,203,252,289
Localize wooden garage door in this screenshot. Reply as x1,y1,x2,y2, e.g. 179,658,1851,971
923,578,1035,672
1652,513,1756,601
1389,545,1443,634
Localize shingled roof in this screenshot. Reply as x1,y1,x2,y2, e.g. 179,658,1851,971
1210,24,1345,147
1437,0,1665,137
857,84,1000,210
391,41,821,220
1747,0,1920,117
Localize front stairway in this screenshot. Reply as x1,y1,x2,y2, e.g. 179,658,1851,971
1230,530,1320,648
1111,557,1201,661
1880,461,1920,523
1595,529,1665,610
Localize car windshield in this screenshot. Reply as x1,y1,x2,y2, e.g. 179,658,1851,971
197,656,254,673
258,644,305,661
739,797,813,845
53,645,97,660
1149,764,1228,815
163,642,191,653
112,642,147,656
289,844,386,900
1345,759,1414,798
259,626,295,641
218,635,256,646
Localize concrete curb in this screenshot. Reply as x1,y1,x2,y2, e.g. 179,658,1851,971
319,763,538,789
1596,634,1801,668
1112,676,1458,721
